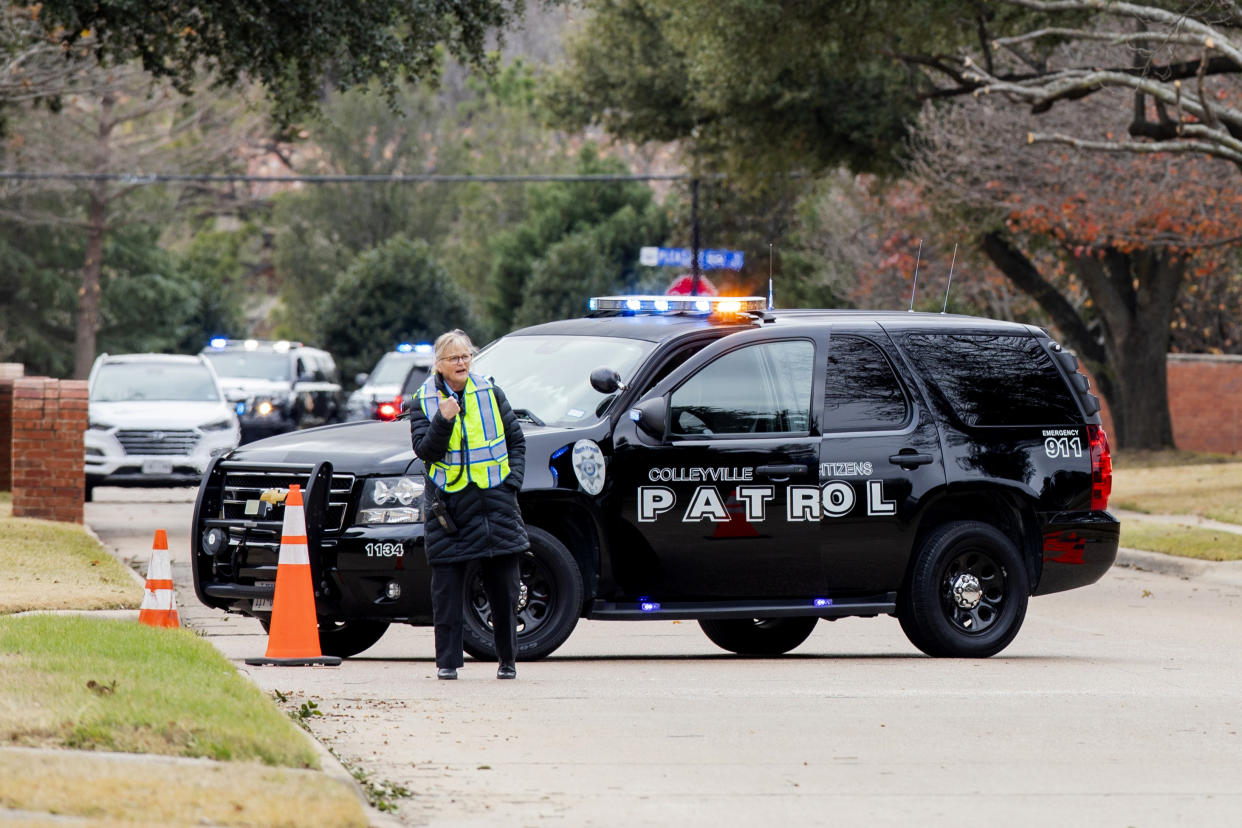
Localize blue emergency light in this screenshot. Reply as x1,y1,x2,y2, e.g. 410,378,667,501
588,295,766,316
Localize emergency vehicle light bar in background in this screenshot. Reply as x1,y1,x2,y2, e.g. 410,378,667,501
207,338,300,352
588,295,767,315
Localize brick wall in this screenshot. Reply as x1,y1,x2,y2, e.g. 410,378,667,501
0,363,25,490
10,377,88,523
1092,354,1242,454
1167,354,1242,454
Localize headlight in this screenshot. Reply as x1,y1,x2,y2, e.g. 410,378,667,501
255,399,276,416
357,476,424,524
201,417,236,431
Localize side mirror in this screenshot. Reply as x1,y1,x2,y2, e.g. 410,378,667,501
354,372,369,387
590,367,627,394
631,397,667,440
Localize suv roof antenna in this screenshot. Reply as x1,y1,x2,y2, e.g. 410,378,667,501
941,242,959,314
908,239,923,312
767,243,774,310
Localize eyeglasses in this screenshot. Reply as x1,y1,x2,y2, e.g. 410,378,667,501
439,354,472,365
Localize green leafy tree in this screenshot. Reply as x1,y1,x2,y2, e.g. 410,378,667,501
24,0,527,125
0,198,210,375
514,200,670,327
488,145,669,331
271,61,566,344
544,0,1004,176
95,227,198,357
0,58,266,377
318,235,476,382
0,202,80,377
172,224,262,352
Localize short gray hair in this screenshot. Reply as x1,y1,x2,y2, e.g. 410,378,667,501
434,329,474,361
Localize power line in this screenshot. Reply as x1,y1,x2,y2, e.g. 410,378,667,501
0,171,711,184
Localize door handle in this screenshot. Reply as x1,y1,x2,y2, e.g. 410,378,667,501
757,464,807,479
889,452,934,470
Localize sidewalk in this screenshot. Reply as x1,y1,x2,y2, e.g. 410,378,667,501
1113,508,1242,586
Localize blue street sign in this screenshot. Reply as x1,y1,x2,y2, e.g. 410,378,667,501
639,246,744,270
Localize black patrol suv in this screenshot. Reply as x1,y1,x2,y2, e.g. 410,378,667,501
191,295,1117,660
201,339,344,443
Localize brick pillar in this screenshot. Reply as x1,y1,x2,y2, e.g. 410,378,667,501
11,377,89,523
0,363,25,491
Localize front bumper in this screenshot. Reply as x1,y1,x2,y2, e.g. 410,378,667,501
85,428,236,487
191,457,435,622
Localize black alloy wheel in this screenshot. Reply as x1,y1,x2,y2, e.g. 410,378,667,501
898,520,1029,658
462,526,583,661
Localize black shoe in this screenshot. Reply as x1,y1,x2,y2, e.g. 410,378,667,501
437,667,457,680
496,662,517,680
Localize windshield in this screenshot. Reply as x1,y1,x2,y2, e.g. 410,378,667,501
202,351,291,381
473,335,654,427
369,352,423,385
91,362,222,403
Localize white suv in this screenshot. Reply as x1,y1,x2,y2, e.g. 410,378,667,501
85,353,240,500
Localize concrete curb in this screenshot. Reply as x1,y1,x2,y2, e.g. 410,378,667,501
1115,546,1242,586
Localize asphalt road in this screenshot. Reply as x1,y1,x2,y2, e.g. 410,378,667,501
87,487,1242,828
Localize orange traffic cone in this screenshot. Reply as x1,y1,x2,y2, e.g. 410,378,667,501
245,484,341,666
138,529,180,628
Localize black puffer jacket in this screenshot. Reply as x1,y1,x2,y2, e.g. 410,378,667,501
409,378,529,566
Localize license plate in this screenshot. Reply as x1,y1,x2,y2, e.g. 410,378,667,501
252,581,275,613
141,459,173,475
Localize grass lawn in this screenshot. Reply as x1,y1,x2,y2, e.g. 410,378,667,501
0,506,142,613
0,494,367,825
1119,521,1242,561
1111,456,1242,525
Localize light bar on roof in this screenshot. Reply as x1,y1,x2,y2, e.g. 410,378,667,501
589,295,766,315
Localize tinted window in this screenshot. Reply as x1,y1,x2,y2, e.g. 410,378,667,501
824,335,909,431
903,334,1080,426
670,340,814,436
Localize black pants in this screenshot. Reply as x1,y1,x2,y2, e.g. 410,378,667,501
429,553,520,669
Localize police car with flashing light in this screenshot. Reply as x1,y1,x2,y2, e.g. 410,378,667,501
190,295,1118,660
344,343,436,422
201,338,343,443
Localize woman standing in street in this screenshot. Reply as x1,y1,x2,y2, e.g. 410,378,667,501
408,329,528,680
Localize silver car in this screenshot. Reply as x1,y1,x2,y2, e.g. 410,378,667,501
84,353,240,500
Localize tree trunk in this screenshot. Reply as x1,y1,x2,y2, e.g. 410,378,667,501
74,188,107,380
1069,247,1181,450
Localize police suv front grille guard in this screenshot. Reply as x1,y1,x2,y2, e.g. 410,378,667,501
207,463,355,535
198,459,346,602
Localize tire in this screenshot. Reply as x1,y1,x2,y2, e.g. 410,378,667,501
462,526,583,661
259,617,390,659
898,520,1029,658
699,617,818,656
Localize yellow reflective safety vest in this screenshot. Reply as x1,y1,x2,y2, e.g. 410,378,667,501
415,373,510,492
